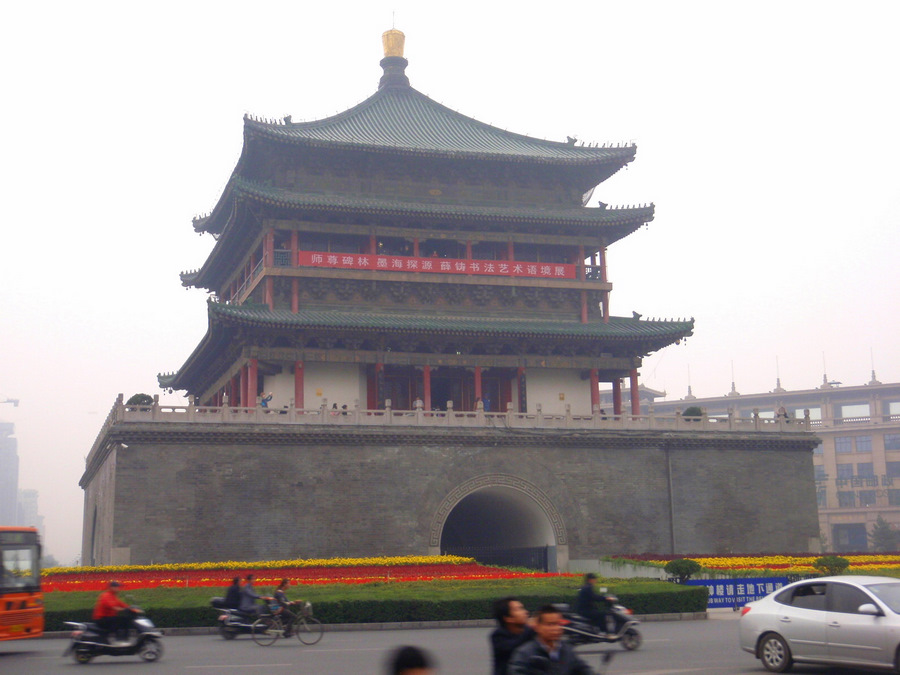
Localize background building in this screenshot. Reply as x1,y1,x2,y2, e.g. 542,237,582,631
0,423,18,524
617,376,900,552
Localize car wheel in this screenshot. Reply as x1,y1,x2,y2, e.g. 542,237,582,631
759,633,793,673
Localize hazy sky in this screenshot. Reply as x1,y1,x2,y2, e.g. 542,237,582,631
1,1,898,563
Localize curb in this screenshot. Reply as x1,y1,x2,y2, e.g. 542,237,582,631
41,611,707,639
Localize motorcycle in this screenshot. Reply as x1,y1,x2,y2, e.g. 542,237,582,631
62,607,164,664
556,597,642,650
211,596,263,640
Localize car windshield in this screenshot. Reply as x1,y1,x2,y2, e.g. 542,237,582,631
864,583,900,613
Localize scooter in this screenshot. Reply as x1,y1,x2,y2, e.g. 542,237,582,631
211,597,262,639
62,608,164,664
556,598,642,650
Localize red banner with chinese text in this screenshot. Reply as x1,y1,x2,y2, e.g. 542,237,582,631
298,252,576,279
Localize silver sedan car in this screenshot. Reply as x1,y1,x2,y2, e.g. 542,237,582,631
739,575,900,672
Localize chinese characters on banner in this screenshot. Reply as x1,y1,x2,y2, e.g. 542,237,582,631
686,577,789,608
298,251,577,279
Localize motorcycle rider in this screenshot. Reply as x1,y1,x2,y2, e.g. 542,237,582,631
224,576,242,610
508,604,595,675
576,573,620,637
239,574,268,616
92,581,135,642
490,596,535,675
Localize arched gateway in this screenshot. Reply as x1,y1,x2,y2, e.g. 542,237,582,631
428,474,568,572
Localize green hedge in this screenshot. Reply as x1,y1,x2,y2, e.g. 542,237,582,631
44,581,706,632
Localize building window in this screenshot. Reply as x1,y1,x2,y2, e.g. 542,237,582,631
814,465,827,481
817,488,827,507
856,436,872,453
836,464,854,480
859,490,877,507
857,463,875,478
837,491,856,508
835,437,853,453
813,443,824,455
840,403,870,420
886,434,900,451
888,462,900,478
889,490,900,506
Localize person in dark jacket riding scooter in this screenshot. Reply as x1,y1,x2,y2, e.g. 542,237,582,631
224,577,241,610
575,573,621,636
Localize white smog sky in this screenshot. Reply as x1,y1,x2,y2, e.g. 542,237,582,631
1,1,898,563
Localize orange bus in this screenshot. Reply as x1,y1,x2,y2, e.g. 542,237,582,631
0,526,43,641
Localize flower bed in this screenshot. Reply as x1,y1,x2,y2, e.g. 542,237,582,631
610,554,900,575
42,555,571,592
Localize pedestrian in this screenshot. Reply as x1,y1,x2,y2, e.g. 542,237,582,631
386,645,436,675
490,596,535,675
508,604,595,674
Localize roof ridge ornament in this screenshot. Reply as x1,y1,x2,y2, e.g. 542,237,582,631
379,28,409,90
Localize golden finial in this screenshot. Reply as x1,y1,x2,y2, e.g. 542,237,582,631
382,29,405,58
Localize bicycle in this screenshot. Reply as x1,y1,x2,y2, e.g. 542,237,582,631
251,602,323,646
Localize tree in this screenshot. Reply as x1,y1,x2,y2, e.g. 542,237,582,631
126,393,154,406
869,516,900,552
682,406,702,419
813,555,849,576
665,558,702,583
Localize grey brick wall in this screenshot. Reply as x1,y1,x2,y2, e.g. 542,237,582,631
82,424,819,565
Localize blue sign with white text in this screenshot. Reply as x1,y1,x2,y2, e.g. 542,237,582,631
685,577,789,608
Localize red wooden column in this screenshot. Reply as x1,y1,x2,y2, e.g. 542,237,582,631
265,278,274,310
240,365,248,407
630,369,641,415
370,234,377,254
600,247,610,324
290,231,299,265
413,237,420,257
474,366,483,404
466,240,472,259
590,368,600,409
578,245,585,281
612,378,623,416
291,279,299,313
247,358,258,406
507,241,514,260
265,229,275,265
423,365,432,411
294,360,304,409
580,290,588,324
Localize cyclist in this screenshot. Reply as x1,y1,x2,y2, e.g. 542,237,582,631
273,578,303,636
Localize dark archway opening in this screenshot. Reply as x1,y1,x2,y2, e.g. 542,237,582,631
440,487,556,570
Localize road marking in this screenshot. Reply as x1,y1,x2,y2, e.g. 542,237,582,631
186,665,295,669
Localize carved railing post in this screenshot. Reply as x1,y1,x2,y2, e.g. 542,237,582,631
152,394,160,421
385,398,392,425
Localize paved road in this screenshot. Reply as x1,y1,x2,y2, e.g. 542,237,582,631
0,613,874,674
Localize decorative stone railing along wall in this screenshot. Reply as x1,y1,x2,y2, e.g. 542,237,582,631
93,394,811,439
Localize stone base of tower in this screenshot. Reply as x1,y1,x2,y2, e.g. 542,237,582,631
81,423,820,567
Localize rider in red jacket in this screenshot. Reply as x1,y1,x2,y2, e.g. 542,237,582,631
92,581,132,639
